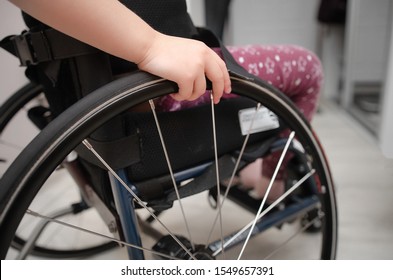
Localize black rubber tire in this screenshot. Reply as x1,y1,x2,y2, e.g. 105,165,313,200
0,82,117,258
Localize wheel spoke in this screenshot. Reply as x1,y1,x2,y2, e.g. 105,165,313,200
25,209,181,260
209,93,225,257
237,131,295,259
16,207,74,259
148,99,195,251
263,210,325,260
82,139,197,260
205,103,261,246
212,168,316,257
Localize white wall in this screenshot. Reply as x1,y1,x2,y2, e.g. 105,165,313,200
228,0,320,51
0,1,29,104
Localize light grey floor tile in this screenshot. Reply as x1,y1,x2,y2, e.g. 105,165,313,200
313,100,393,259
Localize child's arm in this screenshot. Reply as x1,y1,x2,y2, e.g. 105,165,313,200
9,0,231,103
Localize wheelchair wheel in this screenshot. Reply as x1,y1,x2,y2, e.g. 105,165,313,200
0,82,43,176
0,71,337,259
0,82,43,134
0,82,117,258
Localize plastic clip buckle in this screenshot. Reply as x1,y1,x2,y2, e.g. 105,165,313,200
11,33,37,66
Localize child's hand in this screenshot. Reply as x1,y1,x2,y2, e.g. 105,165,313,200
137,33,231,104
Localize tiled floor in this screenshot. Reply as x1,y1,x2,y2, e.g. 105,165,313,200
3,99,393,260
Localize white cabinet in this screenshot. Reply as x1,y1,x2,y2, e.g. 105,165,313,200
341,0,392,136
341,0,392,157
380,12,393,158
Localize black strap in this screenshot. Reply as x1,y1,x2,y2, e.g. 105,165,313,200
145,154,246,211
0,29,98,66
194,27,256,82
76,134,141,171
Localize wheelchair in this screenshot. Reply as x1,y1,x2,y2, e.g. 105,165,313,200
0,27,338,260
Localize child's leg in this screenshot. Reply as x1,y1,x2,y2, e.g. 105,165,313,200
229,45,323,200
226,44,323,122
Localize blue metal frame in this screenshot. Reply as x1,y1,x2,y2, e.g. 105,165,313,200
110,163,212,259
110,170,144,259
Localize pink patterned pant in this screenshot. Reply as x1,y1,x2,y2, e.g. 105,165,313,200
155,44,323,179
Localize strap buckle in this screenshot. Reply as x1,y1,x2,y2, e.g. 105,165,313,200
10,31,52,66
10,32,37,66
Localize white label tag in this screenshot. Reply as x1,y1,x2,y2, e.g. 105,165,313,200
238,107,280,136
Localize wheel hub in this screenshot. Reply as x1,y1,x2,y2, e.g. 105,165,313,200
152,235,215,260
